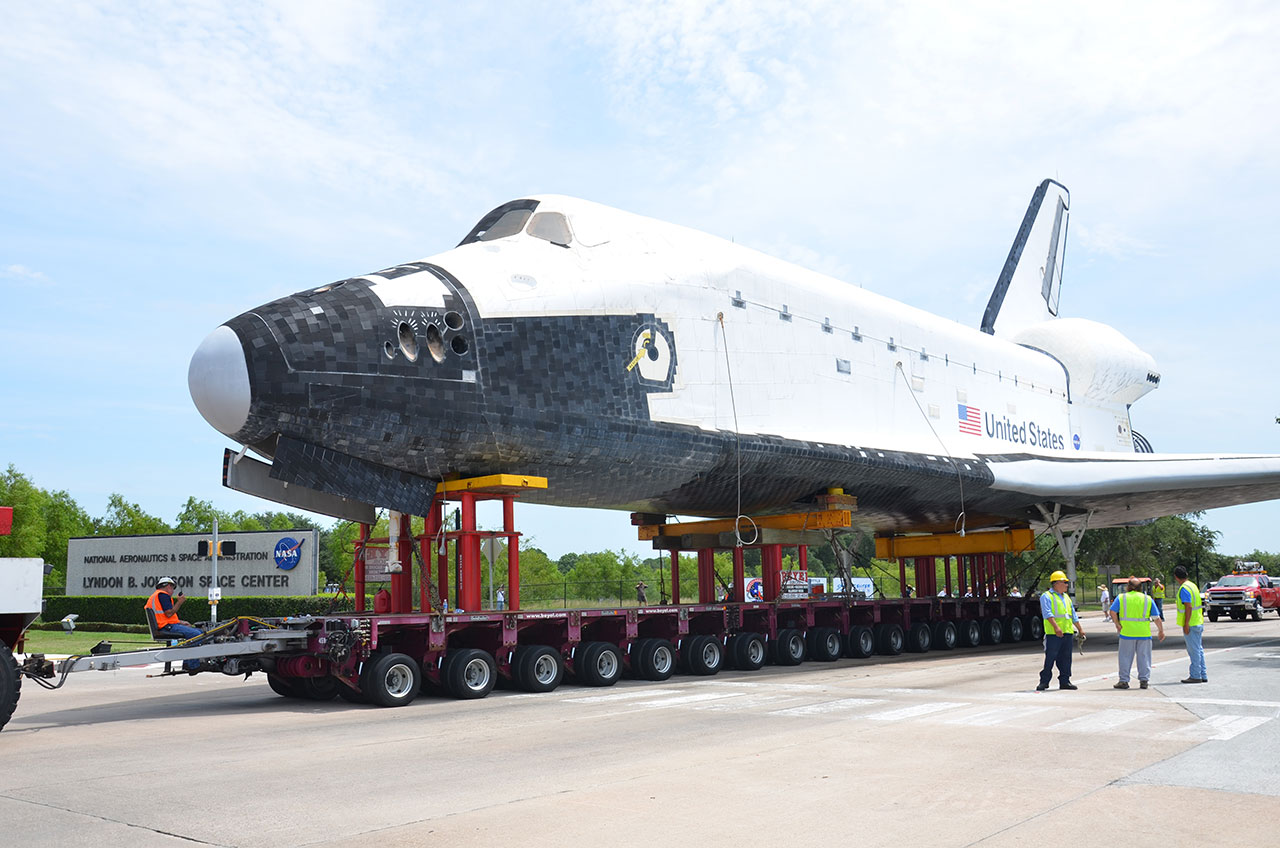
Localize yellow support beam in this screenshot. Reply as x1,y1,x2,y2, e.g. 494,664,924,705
875,528,1035,558
638,510,853,542
435,474,548,495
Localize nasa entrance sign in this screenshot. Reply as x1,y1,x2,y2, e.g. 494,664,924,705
67,529,319,596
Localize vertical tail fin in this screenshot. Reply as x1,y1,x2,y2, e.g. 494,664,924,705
980,179,1070,336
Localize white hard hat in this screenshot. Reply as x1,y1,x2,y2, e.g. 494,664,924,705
156,576,177,587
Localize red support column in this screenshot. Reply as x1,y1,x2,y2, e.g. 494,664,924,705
732,547,745,602
669,549,680,605
697,549,715,603
504,495,520,611
763,544,783,601
459,493,482,612
354,523,369,612
421,505,441,613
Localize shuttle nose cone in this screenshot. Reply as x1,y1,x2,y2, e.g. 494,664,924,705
189,325,250,436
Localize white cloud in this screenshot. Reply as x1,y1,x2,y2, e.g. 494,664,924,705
0,264,51,285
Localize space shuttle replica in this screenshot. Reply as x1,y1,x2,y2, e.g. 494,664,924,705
189,180,1280,562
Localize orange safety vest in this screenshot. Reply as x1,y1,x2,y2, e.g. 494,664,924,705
145,589,180,629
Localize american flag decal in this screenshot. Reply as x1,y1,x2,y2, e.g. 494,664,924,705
958,404,981,435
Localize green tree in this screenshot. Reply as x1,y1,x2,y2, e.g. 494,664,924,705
0,465,48,562
40,489,92,588
94,494,171,536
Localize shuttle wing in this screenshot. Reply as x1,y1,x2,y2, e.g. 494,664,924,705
987,451,1280,529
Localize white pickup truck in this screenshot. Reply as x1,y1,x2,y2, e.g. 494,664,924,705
1,557,45,731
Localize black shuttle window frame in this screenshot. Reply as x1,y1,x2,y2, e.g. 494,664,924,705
458,199,541,246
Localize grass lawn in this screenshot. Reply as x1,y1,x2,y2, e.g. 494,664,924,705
19,629,163,656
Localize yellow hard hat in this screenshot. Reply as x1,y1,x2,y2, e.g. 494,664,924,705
1049,571,1068,583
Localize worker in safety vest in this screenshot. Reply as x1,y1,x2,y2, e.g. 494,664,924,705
1174,565,1207,683
1037,571,1084,691
1109,576,1165,689
145,578,202,641
1151,578,1166,620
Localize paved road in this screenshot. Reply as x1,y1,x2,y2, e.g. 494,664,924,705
4,612,1278,847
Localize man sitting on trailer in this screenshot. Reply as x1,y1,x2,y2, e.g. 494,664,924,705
145,578,203,641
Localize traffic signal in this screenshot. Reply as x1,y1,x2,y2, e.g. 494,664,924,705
196,540,238,557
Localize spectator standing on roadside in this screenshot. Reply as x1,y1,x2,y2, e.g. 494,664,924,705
1037,571,1084,691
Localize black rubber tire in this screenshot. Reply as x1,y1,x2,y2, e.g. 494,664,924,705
299,675,340,701
845,625,875,658
682,635,724,676
932,620,958,650
1028,616,1044,640
444,648,497,700
806,627,843,662
266,672,304,699
732,633,767,670
516,645,564,693
634,638,676,681
0,639,21,732
576,641,622,687
1208,611,1219,623
958,619,982,647
982,617,1005,645
875,622,904,656
773,629,806,666
362,651,422,707
906,622,932,653
1251,606,1262,621
1006,616,1025,642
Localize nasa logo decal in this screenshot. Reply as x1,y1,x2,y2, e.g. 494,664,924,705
1072,434,1081,450
274,537,304,570
626,318,677,389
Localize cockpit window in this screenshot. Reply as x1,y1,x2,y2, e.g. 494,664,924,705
527,211,573,247
458,199,540,246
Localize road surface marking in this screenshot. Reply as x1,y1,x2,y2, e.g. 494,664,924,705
770,698,885,716
632,692,744,708
1163,714,1271,741
566,688,680,704
695,694,797,711
944,706,1053,726
1163,697,1280,709
1048,709,1152,732
866,701,968,721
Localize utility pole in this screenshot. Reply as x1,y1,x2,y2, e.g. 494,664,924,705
211,517,219,625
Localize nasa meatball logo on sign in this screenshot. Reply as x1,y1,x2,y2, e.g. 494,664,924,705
274,537,304,570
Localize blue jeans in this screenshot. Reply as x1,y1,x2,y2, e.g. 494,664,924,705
1040,633,1074,687
1184,624,1206,680
159,624,203,671
1153,599,1164,619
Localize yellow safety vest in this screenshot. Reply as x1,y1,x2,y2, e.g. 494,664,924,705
1152,583,1165,600
1177,581,1204,627
1117,591,1154,638
1044,591,1076,635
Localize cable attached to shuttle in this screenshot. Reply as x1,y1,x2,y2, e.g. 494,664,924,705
894,361,968,537
716,312,757,546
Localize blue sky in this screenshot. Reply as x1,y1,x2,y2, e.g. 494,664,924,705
2,1,1279,560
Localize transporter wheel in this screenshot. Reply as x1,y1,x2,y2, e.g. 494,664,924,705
773,629,806,666
636,638,676,681
1027,616,1044,640
266,673,304,699
683,635,724,676
981,618,1005,645
299,675,340,701
732,633,768,670
958,619,982,648
932,620,958,651
445,648,497,700
807,627,843,662
363,652,422,707
516,645,564,693
845,625,875,659
906,622,932,653
0,639,20,732
875,623,904,656
1006,616,1025,642
576,641,622,687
